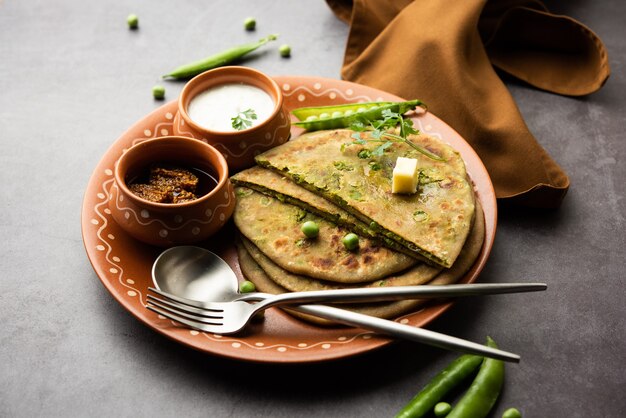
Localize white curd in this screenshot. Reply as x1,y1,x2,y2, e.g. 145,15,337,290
187,83,275,132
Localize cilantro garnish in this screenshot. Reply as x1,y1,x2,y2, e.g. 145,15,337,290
349,109,445,161
231,108,258,131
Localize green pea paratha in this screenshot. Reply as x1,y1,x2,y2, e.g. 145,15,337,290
231,166,425,260
236,201,485,326
256,129,475,268
240,236,442,291
233,187,417,283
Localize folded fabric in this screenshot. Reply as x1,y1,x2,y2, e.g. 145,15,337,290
326,0,610,208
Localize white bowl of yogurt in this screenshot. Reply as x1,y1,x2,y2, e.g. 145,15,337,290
174,66,291,172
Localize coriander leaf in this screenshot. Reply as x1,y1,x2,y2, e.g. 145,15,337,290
372,141,392,156
231,108,258,131
381,108,399,120
349,117,368,132
370,129,383,139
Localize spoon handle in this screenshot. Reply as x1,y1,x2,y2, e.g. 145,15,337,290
290,303,520,362
259,283,546,307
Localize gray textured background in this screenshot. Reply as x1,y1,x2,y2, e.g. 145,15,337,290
1,1,624,417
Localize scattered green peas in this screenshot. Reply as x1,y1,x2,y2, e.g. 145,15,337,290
279,44,291,57
434,402,452,417
342,233,359,251
152,85,165,100
127,14,139,29
239,280,256,293
502,408,522,418
301,221,319,238
244,17,256,31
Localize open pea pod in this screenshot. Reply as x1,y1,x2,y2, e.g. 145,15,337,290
292,99,426,131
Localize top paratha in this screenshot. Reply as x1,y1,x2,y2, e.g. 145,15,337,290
256,129,475,267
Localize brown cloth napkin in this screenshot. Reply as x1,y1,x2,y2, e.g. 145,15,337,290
326,0,610,208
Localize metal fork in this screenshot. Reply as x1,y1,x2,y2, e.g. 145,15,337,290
146,284,546,362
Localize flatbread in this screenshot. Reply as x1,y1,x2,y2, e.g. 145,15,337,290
235,240,424,325
233,187,417,282
240,236,441,291
231,166,424,260
256,129,475,267
236,201,485,326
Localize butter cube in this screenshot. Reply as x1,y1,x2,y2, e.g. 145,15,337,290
392,157,419,194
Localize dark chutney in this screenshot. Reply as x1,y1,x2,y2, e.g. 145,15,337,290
127,163,218,204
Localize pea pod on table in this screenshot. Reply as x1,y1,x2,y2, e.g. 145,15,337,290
394,353,483,418
447,337,505,418
292,99,426,131
163,34,278,79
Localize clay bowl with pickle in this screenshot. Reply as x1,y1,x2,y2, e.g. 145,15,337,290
108,136,235,246
173,66,291,172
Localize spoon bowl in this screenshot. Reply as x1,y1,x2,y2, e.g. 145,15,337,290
152,246,240,303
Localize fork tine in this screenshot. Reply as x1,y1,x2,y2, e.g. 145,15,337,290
146,294,222,317
146,304,216,332
148,287,213,309
147,296,223,325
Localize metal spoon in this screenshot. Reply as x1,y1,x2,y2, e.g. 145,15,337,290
151,246,531,362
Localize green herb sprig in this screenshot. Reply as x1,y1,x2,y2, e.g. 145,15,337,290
231,108,258,131
349,109,445,161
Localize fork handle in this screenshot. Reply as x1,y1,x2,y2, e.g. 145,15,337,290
289,303,520,362
253,283,546,308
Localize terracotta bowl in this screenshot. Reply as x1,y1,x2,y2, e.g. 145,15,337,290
173,66,291,172
108,136,235,246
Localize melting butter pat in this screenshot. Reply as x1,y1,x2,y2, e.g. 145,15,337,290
392,157,419,194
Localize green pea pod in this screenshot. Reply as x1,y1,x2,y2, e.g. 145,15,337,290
447,337,505,418
394,353,484,418
163,34,278,79
292,100,425,131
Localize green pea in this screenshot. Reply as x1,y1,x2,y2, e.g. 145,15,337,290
244,17,256,31
502,408,522,418
239,280,256,293
342,233,359,251
434,402,452,417
127,14,139,29
152,85,165,100
279,44,291,57
331,111,343,118
306,115,318,121
301,221,319,238
319,112,330,119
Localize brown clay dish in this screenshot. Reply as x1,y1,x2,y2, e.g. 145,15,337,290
108,136,235,246
82,76,497,363
173,66,292,171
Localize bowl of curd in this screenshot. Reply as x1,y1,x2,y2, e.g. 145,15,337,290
173,66,291,171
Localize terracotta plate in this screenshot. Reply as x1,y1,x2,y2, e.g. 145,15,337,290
81,76,497,363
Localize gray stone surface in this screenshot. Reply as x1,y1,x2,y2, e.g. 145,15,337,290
1,0,624,417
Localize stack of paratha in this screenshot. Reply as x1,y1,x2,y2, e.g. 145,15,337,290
231,129,484,325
